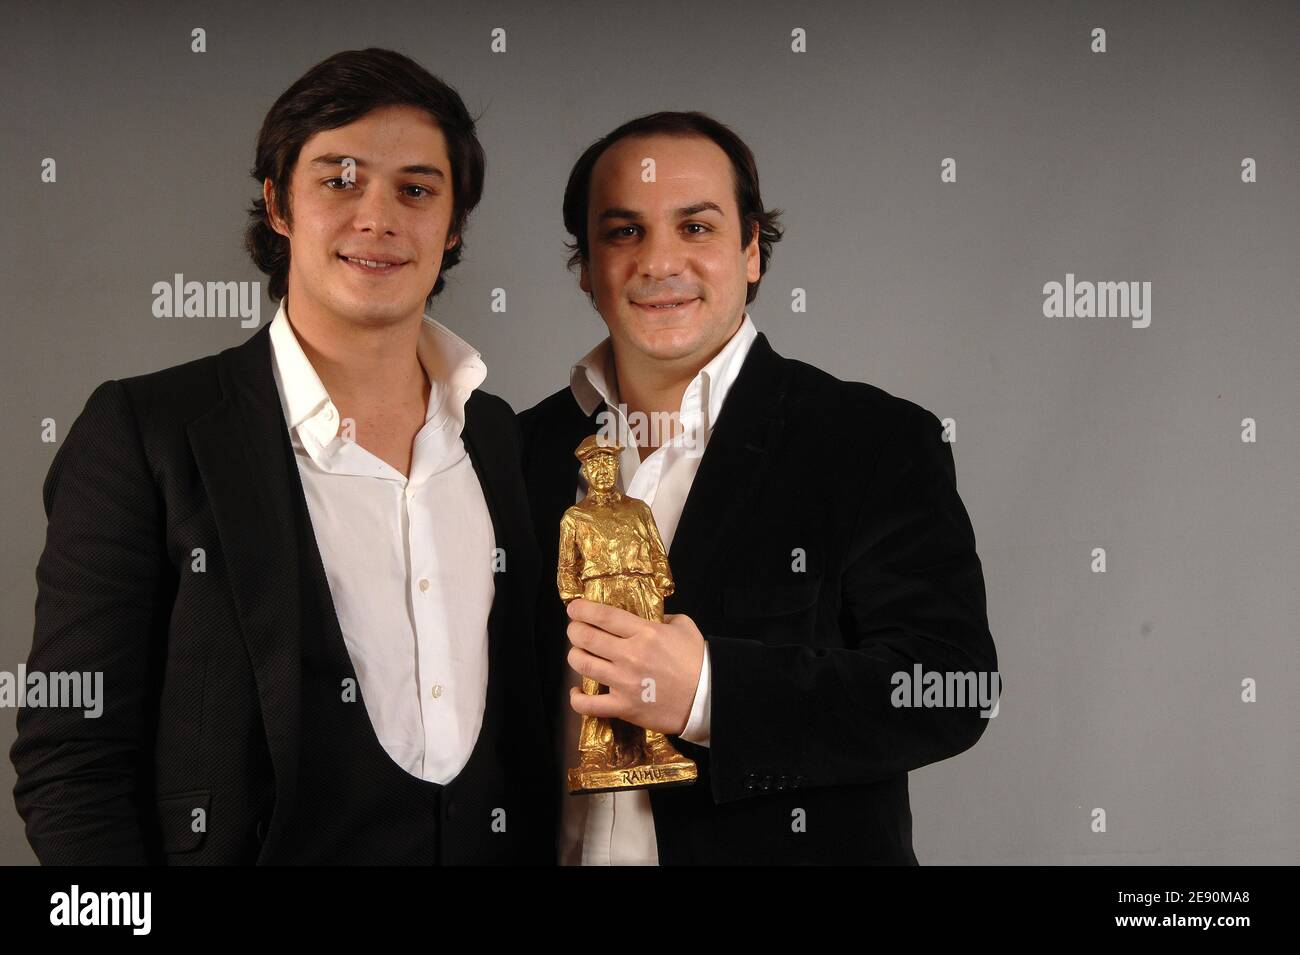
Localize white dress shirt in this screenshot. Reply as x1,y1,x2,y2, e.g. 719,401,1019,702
558,312,759,865
267,297,495,784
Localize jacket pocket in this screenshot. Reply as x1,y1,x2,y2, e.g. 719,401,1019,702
156,789,210,853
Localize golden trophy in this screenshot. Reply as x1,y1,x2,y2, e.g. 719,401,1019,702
559,434,699,794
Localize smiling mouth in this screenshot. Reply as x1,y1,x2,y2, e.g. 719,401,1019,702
634,298,699,312
338,254,406,273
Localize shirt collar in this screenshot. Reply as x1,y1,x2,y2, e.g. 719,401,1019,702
269,297,486,456
569,312,758,429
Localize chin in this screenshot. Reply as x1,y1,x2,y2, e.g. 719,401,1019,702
624,324,705,362
643,342,699,363
334,288,420,321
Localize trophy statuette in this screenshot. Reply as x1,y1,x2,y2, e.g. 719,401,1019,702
559,434,698,794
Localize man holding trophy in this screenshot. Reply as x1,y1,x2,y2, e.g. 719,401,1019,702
520,111,998,865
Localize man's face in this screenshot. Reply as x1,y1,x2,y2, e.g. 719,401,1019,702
582,453,619,492
265,103,459,328
580,133,760,367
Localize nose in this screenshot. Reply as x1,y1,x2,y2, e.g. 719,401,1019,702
352,181,400,236
635,228,685,281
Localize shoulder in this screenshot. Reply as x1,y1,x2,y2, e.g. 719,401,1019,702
759,351,963,540
67,347,228,452
630,497,655,519
755,345,951,490
560,502,592,524
774,353,941,431
518,385,584,435
517,385,592,472
115,350,224,417
45,348,227,503
776,350,946,451
467,387,517,426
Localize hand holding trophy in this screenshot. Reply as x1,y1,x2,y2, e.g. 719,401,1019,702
558,434,699,794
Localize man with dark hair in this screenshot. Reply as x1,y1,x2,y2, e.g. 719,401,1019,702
520,111,997,864
11,48,553,864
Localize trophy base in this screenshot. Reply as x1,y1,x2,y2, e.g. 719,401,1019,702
568,757,698,795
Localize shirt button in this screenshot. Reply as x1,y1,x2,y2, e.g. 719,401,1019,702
418,578,430,593
431,684,443,700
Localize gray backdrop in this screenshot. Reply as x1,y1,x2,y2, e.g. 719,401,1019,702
2,0,1296,865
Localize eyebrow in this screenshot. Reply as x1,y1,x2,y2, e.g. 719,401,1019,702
597,201,725,223
307,153,446,181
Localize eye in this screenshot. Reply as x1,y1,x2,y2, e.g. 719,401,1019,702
683,222,710,234
323,179,436,198
607,225,639,239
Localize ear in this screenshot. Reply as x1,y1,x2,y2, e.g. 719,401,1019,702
444,231,461,253
263,179,288,238
578,258,592,295
262,180,280,237
744,220,761,284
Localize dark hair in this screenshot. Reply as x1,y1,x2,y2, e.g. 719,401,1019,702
244,48,485,308
562,111,783,305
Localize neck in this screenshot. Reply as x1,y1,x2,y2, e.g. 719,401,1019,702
285,295,427,409
587,487,621,505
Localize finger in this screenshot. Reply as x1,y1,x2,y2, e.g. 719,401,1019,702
567,598,645,638
566,619,628,662
566,645,615,685
569,685,625,719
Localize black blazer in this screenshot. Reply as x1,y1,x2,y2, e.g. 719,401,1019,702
10,323,550,864
519,332,997,864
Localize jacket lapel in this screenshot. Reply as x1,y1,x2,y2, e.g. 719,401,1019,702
665,333,791,607
459,393,527,696
186,324,302,859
